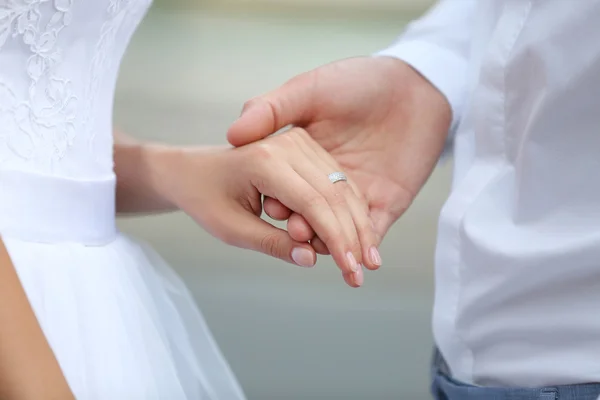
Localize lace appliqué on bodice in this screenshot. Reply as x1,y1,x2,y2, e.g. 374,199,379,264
0,1,76,167
0,0,150,179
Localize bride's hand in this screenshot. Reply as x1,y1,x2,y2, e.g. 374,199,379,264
156,128,378,287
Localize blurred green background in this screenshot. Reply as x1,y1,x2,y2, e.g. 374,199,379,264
114,1,450,399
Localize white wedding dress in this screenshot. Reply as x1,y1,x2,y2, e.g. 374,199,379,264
0,1,246,399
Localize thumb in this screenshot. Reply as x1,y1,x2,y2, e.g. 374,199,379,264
227,73,316,147
369,209,396,246
216,203,317,268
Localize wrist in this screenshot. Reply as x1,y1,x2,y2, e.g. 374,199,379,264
114,137,184,213
139,144,230,212
138,142,184,210
373,56,452,127
375,40,466,130
372,57,453,199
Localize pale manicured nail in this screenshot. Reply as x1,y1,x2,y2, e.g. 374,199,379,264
291,247,315,268
369,246,382,266
346,252,359,272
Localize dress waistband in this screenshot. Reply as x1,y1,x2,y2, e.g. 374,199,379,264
0,170,117,245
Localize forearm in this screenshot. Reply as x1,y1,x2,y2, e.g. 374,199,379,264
113,131,179,214
0,240,74,399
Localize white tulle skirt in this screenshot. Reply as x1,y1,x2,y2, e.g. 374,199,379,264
4,234,246,399
0,170,246,399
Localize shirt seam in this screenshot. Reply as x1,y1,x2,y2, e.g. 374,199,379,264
452,0,534,384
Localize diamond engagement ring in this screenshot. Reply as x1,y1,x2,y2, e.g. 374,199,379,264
328,172,348,184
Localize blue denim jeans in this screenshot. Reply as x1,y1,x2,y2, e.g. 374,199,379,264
431,349,600,400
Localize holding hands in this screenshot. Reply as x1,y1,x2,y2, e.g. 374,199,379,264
121,57,452,287
121,127,379,287
227,57,452,245
174,128,379,287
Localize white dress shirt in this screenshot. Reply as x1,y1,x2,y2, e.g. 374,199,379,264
378,0,600,388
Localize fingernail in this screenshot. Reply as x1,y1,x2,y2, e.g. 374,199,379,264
292,247,315,268
346,252,359,272
369,246,382,266
354,265,364,286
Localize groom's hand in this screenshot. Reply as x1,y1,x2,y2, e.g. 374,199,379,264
145,129,377,287
227,57,452,255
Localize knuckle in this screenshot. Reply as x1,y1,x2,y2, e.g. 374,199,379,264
317,225,340,249
246,144,281,176
356,218,373,238
242,97,261,112
274,131,297,148
289,127,314,145
252,142,277,160
300,196,335,236
241,146,276,192
351,238,362,254
326,190,348,207
288,127,309,139
260,232,284,258
302,193,326,212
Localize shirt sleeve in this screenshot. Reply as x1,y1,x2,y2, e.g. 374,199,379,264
374,0,477,157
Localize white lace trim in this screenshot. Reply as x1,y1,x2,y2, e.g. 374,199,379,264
0,0,150,175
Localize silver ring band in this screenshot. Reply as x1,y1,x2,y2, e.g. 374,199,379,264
328,172,348,184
